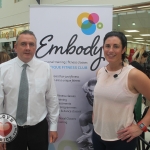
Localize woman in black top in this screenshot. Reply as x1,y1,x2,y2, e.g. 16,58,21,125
130,49,148,73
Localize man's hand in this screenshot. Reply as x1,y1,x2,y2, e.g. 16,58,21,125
117,123,143,142
49,131,58,143
0,143,6,150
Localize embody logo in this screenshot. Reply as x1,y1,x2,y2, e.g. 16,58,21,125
77,12,103,35
0,114,18,143
36,12,106,71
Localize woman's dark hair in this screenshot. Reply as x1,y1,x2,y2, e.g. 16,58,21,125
133,49,148,60
103,31,127,62
135,52,140,59
142,51,148,58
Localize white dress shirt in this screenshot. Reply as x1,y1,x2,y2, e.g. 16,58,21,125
0,57,59,131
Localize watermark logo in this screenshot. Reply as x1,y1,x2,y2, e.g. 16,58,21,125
0,114,18,143
77,12,103,35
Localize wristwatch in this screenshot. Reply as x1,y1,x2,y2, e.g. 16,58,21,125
137,121,148,132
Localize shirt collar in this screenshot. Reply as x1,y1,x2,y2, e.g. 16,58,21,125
16,57,34,67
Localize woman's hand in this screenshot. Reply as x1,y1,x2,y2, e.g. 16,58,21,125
117,123,143,142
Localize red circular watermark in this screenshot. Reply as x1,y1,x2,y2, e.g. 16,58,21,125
0,114,18,143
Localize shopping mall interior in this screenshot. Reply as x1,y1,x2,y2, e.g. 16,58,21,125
0,0,150,149
1,1,150,56
113,3,150,53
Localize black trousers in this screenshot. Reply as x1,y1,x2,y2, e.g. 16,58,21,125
92,129,137,150
7,118,49,150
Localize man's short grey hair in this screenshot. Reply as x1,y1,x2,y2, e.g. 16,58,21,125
16,30,37,44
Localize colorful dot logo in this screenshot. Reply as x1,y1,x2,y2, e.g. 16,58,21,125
77,12,103,35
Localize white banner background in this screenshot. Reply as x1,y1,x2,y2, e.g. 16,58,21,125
30,5,112,150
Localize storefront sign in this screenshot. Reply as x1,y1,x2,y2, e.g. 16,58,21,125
0,28,26,39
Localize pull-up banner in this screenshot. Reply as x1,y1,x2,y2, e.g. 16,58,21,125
30,5,112,150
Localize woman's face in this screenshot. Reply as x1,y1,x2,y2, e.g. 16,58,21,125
103,36,125,63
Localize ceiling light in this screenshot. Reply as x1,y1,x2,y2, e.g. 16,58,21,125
132,22,135,25
127,41,133,42
125,35,132,37
0,28,9,30
125,30,139,32
114,8,132,12
132,42,139,43
118,24,120,26
146,40,150,42
0,23,29,31
136,10,146,13
113,14,117,17
133,38,143,39
127,11,136,14
141,43,147,45
138,5,150,8
140,34,150,36
118,12,126,15
136,40,144,41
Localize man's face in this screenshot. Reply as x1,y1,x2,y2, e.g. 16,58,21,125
15,34,36,63
88,85,95,100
